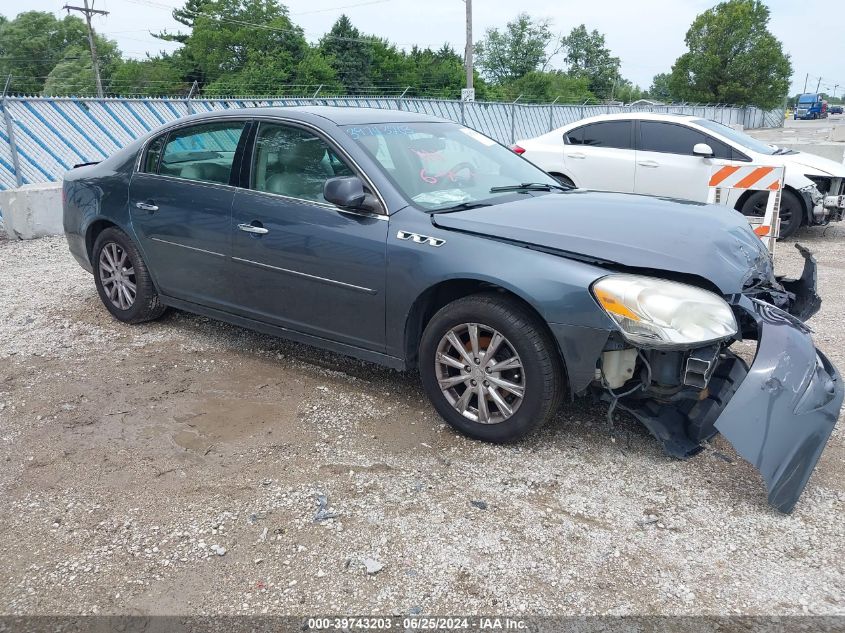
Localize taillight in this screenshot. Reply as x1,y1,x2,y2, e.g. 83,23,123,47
511,145,526,155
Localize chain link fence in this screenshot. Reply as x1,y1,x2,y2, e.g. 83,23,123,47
0,95,785,190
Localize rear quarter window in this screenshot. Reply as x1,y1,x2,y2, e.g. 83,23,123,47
565,121,632,150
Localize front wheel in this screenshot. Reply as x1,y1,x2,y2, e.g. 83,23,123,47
739,189,803,239
418,293,563,442
93,227,167,323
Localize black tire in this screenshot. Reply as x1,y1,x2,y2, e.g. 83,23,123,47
550,172,576,188
739,189,803,239
418,292,564,443
92,227,167,323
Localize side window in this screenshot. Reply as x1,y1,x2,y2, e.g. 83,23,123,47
580,121,632,149
158,121,245,184
704,135,735,160
639,121,708,156
564,127,584,145
250,122,353,203
705,135,749,161
142,134,166,173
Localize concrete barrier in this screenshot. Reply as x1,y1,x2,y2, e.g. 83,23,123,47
0,183,63,240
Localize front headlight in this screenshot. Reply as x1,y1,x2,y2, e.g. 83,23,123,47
592,274,737,348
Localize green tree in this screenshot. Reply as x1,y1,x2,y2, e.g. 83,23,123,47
560,25,620,99
108,56,188,96
491,70,592,102
613,80,644,103
154,0,209,44
0,12,92,94
319,15,373,94
182,0,308,94
648,72,673,101
42,36,121,96
403,44,477,99
474,13,554,84
668,0,791,108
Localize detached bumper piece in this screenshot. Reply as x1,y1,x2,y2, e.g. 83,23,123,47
777,244,822,322
610,297,842,513
715,299,842,513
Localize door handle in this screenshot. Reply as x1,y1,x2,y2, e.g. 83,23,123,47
238,223,269,235
637,160,659,168
135,201,159,212
569,152,587,159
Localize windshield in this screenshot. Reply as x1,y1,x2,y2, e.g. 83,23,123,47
343,122,560,210
694,118,777,155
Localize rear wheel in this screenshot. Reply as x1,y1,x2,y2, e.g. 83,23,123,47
419,293,563,443
93,227,166,323
739,189,803,239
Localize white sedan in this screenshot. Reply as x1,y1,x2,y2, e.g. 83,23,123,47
513,113,845,237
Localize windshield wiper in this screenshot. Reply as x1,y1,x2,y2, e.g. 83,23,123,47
431,201,493,214
489,182,568,193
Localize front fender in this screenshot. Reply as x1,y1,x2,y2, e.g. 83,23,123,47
385,208,616,389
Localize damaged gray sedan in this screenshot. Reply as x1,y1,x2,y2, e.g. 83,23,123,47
63,107,842,513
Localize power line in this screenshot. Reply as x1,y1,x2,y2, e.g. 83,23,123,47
291,0,390,16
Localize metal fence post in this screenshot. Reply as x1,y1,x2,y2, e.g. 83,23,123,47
548,96,559,132
185,81,198,115
510,95,522,144
2,76,23,187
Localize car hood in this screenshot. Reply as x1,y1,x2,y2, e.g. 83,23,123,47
772,150,845,177
431,191,773,294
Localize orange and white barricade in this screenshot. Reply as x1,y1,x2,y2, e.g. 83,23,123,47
707,164,785,254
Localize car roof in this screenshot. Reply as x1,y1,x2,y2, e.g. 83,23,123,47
164,105,446,127
566,112,700,126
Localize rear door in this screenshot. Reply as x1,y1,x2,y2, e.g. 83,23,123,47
129,119,249,308
633,120,737,202
228,120,389,351
562,120,635,191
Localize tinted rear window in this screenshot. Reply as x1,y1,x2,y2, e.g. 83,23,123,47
566,121,632,150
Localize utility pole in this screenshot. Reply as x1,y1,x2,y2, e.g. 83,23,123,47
803,73,808,93
462,0,474,102
63,0,108,98
815,76,822,93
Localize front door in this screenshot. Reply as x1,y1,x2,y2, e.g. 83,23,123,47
633,120,735,202
229,121,389,351
562,120,636,191
129,120,248,308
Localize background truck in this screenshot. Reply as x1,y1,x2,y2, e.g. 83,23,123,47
794,93,828,119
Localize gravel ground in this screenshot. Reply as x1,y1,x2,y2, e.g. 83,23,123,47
0,226,844,617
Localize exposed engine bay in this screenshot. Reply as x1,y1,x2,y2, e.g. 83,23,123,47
593,245,841,513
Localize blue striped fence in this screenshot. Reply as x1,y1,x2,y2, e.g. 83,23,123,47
0,96,784,191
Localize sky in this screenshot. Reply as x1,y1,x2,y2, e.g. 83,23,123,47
12,0,845,98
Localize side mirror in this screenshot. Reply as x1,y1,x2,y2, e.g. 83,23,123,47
693,143,714,158
323,176,366,208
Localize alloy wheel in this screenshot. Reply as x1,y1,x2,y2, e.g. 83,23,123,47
98,242,137,310
750,196,793,226
434,322,525,424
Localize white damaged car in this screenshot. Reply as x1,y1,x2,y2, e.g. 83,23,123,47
513,112,845,237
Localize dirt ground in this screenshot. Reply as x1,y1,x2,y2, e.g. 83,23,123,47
0,226,843,617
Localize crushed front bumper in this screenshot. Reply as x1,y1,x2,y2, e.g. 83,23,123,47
610,292,842,513
715,297,843,512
